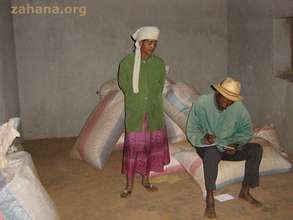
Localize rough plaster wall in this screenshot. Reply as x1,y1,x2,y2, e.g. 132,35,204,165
13,0,227,139
228,0,293,152
0,1,20,124
273,19,291,74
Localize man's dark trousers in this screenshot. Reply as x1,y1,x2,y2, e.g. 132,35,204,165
196,143,263,190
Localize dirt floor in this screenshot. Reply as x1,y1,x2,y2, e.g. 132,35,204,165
23,138,293,220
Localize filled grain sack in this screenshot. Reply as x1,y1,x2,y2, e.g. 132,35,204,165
173,138,292,195
0,151,59,220
254,124,288,157
164,82,200,132
70,90,124,169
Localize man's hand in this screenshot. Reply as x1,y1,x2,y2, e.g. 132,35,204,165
203,133,216,145
224,144,237,155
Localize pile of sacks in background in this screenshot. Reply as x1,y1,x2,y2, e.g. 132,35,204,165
70,78,198,170
0,118,59,220
70,78,291,194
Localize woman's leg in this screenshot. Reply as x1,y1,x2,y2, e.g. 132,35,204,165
120,174,134,198
121,152,137,198
141,175,158,192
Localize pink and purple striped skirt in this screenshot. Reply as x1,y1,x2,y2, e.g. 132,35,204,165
122,115,170,178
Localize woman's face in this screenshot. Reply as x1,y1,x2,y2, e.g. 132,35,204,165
140,40,157,59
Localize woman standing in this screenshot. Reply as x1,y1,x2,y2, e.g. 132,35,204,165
118,26,170,198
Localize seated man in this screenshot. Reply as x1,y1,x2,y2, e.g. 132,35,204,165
186,77,263,218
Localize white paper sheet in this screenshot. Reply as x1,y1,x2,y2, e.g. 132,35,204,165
214,193,234,202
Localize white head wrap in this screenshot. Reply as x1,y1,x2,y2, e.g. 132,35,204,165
131,26,160,93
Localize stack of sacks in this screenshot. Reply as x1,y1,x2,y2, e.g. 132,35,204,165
173,136,292,196
71,78,199,174
0,120,59,220
70,78,173,170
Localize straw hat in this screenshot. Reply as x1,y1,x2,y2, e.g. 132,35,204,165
211,77,243,101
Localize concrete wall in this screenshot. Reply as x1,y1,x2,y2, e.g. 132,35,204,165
12,0,227,139
0,1,20,124
228,0,293,152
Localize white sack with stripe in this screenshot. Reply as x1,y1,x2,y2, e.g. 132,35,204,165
70,90,124,169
